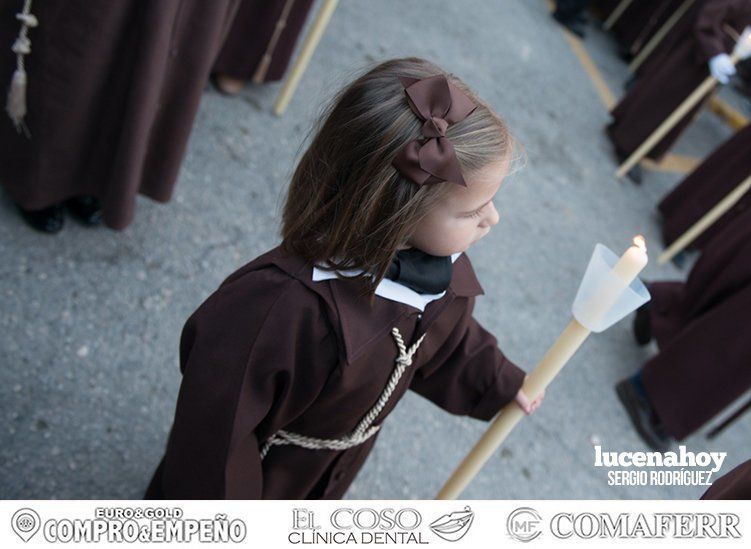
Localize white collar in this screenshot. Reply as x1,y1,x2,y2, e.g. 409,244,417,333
312,252,461,312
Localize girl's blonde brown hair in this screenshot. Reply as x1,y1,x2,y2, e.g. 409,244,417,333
281,57,515,296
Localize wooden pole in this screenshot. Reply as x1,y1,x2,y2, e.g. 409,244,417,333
251,0,297,84
436,319,590,499
615,74,719,178
436,238,649,499
603,0,635,31
707,395,751,439
273,0,339,116
628,0,695,73
658,173,751,264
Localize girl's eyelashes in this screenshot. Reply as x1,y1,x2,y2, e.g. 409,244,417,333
463,204,486,218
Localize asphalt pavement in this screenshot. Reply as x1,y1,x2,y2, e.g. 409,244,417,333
1,0,749,499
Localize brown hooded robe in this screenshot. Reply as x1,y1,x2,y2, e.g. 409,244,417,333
0,0,241,229
658,123,751,251
212,0,314,84
145,246,526,499
607,0,751,161
642,208,751,440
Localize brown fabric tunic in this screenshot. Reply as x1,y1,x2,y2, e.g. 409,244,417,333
612,0,685,56
594,0,623,19
701,459,751,499
607,0,751,161
145,246,526,499
0,0,241,230
659,123,751,251
212,0,314,83
635,0,708,78
642,208,751,440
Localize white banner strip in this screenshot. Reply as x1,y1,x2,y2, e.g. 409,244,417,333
2,500,750,548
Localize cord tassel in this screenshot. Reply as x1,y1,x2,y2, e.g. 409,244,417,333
6,0,35,135
6,67,27,131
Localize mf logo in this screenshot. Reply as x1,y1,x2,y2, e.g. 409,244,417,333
507,507,542,542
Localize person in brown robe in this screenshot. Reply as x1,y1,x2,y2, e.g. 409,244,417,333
145,56,543,499
611,0,686,59
145,246,529,499
659,123,751,252
702,459,751,499
634,0,709,79
616,207,751,450
211,0,314,95
606,0,751,183
0,0,241,232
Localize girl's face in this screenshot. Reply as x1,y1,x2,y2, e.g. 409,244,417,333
407,156,509,256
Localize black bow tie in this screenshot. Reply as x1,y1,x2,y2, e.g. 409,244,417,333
385,248,453,294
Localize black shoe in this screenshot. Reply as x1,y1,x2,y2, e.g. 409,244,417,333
552,12,586,38
633,302,652,346
615,150,643,184
670,250,687,269
17,203,64,233
65,195,102,226
618,46,634,63
626,164,642,184
572,12,588,25
623,74,638,92
615,379,672,452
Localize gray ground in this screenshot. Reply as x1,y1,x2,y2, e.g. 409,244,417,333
1,0,749,500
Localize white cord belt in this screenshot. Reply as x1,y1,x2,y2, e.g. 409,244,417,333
259,327,426,460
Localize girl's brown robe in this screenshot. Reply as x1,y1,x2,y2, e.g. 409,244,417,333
145,246,526,499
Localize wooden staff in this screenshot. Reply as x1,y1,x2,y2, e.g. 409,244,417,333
436,319,588,499
617,28,751,178
628,0,695,73
251,0,297,84
658,173,751,264
614,68,723,179
707,395,751,439
437,239,648,499
273,0,339,116
603,0,635,31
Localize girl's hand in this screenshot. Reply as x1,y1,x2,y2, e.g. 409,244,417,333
515,388,544,415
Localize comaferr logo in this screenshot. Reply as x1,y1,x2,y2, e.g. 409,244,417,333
549,512,741,539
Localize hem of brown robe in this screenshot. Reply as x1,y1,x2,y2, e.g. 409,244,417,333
641,281,690,439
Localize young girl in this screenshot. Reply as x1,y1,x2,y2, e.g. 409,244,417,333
146,57,543,500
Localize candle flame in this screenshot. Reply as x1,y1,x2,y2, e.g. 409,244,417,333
633,235,646,251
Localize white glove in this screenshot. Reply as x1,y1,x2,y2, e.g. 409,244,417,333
709,53,736,84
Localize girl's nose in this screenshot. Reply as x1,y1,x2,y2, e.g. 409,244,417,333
481,202,500,228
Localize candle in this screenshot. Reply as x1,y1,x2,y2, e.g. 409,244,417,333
436,238,649,499
613,235,648,282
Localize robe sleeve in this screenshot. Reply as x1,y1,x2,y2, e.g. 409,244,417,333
695,0,742,60
158,269,338,499
408,296,526,421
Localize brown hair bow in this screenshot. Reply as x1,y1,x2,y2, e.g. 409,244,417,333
392,75,477,187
